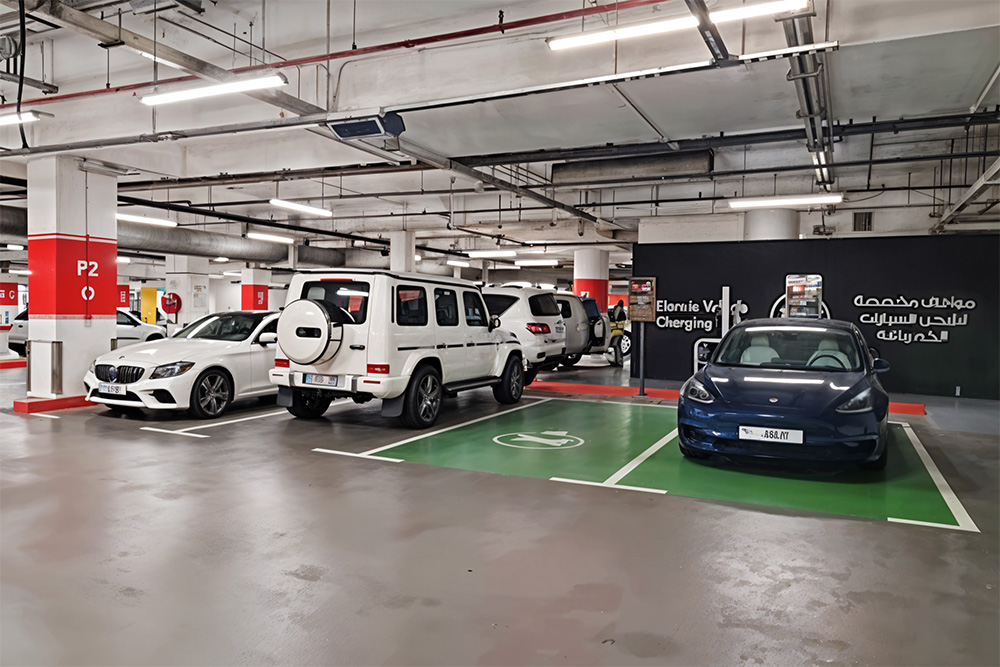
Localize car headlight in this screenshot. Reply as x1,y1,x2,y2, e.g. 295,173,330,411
150,362,195,379
682,377,714,404
836,387,872,413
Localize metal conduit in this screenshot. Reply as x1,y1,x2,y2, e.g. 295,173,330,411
0,205,346,266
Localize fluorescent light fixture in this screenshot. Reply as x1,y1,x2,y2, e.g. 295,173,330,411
5,244,24,250
447,260,470,268
223,271,242,277
116,257,131,264
10,269,31,275
0,110,47,126
548,0,808,50
492,264,518,270
515,259,559,267
728,193,843,209
269,198,333,218
209,274,225,279
247,231,294,244
116,212,178,227
137,51,184,70
414,254,422,262
212,256,229,262
539,283,556,290
140,73,287,106
468,250,518,258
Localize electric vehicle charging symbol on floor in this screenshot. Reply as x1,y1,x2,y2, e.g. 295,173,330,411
493,431,585,449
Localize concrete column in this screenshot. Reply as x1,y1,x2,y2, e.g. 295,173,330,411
26,156,117,400
241,267,271,310
573,248,609,307
0,271,17,359
742,208,800,240
389,230,416,273
166,255,211,329
453,265,462,279
481,261,489,286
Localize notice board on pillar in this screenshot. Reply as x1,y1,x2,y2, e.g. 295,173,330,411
632,235,1000,399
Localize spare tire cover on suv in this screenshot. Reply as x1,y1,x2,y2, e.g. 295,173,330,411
277,299,347,365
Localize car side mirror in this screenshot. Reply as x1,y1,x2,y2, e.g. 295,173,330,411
488,315,501,332
873,358,890,374
258,332,278,346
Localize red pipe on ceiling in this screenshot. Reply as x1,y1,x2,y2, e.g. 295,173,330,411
1,0,669,110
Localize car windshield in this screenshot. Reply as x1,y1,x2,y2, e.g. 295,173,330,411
173,312,270,341
714,325,863,372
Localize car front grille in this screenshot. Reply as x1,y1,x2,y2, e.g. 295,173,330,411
95,364,145,384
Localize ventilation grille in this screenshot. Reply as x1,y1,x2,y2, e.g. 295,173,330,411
853,212,873,232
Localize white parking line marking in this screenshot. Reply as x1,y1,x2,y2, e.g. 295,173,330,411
178,409,287,432
894,423,980,533
361,398,555,456
603,429,679,486
139,427,209,439
313,448,402,463
550,477,667,494
886,517,977,532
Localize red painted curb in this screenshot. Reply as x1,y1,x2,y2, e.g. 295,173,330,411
13,395,91,413
0,359,27,369
529,380,925,415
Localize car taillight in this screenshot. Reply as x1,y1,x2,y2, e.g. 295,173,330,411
274,358,289,368
367,364,390,374
526,323,551,334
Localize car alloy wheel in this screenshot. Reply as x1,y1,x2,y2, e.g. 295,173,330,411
417,374,442,423
509,363,523,401
619,332,632,355
196,371,230,418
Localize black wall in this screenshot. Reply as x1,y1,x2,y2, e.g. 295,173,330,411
632,235,999,399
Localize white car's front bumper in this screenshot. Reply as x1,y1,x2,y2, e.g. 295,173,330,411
84,368,198,410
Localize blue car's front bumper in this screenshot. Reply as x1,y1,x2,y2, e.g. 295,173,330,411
677,397,887,464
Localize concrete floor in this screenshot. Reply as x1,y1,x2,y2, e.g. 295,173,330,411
1,366,998,666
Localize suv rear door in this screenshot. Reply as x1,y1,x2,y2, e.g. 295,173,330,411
298,276,372,376
433,287,468,382
462,291,494,378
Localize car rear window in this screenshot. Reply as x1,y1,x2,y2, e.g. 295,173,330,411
529,294,560,317
483,294,518,316
302,280,370,324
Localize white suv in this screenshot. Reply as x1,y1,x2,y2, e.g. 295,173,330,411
482,286,567,381
270,270,525,428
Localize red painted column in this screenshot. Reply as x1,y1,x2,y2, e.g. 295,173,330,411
0,278,18,359
573,248,610,308
241,268,270,310
117,284,130,309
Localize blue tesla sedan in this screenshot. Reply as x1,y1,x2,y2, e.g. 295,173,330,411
677,318,890,470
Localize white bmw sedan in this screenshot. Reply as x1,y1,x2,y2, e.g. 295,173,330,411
84,311,279,418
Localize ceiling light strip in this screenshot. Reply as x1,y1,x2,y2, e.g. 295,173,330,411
247,231,295,244
728,193,843,209
140,73,288,106
269,198,334,218
115,212,178,227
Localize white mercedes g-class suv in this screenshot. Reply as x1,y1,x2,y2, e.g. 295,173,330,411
270,269,525,428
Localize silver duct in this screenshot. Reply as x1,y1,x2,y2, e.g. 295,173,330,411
0,205,345,267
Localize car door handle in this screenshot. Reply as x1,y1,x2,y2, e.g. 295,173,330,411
436,344,446,349
349,344,365,350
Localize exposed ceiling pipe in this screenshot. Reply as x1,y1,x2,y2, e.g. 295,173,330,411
1,0,669,110
0,204,345,265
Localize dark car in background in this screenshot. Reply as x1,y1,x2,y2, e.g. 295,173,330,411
677,318,891,470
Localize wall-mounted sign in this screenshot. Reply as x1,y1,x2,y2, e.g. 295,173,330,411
629,277,656,323
785,274,823,318
162,292,182,315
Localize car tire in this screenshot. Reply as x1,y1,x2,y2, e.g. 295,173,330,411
679,441,709,459
400,365,443,429
859,443,888,471
492,356,524,405
187,369,233,419
287,389,332,419
560,353,582,368
9,343,25,357
524,367,538,387
619,331,632,357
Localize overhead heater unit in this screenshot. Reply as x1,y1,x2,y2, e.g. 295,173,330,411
328,112,405,140
130,0,203,14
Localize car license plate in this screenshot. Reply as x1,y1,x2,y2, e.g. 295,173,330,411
555,325,565,333
98,383,126,395
304,374,338,387
738,425,803,444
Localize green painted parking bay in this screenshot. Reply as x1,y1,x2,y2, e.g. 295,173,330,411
323,398,976,531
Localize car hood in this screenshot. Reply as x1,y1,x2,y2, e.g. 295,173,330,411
703,365,868,412
96,338,241,366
